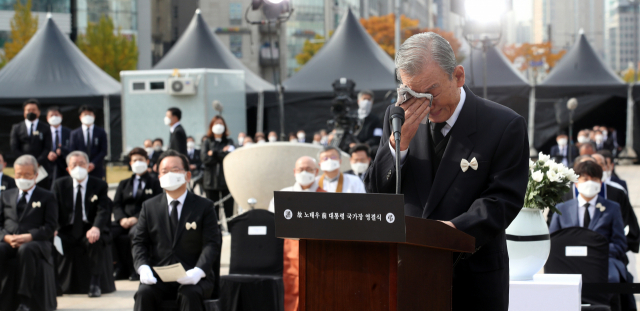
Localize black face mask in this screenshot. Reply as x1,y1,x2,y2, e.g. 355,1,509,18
26,112,37,121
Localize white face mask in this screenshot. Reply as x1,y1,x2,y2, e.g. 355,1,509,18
577,180,601,199
297,133,305,141
154,145,163,152
244,142,254,146
269,136,277,142
237,136,245,145
81,115,95,125
131,161,148,175
145,147,154,155
295,171,316,186
257,139,266,144
48,116,62,126
602,130,608,137
159,172,186,191
595,135,604,144
290,139,298,143
187,142,196,150
70,166,88,181
351,162,369,174
577,136,589,144
557,138,567,146
212,124,225,135
358,99,372,119
321,159,341,172
164,116,172,126
15,178,35,191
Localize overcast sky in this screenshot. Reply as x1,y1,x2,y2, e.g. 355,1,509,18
513,0,533,22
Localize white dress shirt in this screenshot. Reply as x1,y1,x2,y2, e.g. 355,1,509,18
577,195,597,227
25,119,39,136
81,124,94,146
72,177,89,223
166,189,188,220
390,87,466,163
188,148,195,159
133,175,146,197
316,173,366,193
170,122,181,134
16,185,36,203
268,181,320,212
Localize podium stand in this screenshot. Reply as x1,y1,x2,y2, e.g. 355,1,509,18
274,192,475,311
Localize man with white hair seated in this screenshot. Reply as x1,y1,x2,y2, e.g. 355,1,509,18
0,155,58,311
268,156,325,311
316,146,366,193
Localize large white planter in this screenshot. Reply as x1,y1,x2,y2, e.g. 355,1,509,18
506,208,551,281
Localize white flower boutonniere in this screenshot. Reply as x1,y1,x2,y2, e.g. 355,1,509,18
596,203,606,212
145,189,153,195
32,201,41,208
0,185,5,191
91,195,98,202
33,130,40,136
186,222,197,230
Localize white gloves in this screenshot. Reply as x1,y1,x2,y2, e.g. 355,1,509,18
138,265,157,285
177,267,206,285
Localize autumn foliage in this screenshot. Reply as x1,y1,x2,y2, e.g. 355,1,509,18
1,0,38,68
502,42,566,73
296,33,328,68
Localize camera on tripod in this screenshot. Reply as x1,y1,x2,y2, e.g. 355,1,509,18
327,78,362,151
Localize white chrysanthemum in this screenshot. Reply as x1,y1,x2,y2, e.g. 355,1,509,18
529,159,535,169
532,170,544,182
538,152,551,163
546,170,560,182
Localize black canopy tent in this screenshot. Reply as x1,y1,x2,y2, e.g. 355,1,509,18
535,33,629,153
0,15,122,162
277,8,397,136
461,45,531,120
153,10,276,135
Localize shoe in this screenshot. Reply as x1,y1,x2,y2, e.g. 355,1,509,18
88,285,101,298
129,273,140,281
16,304,30,311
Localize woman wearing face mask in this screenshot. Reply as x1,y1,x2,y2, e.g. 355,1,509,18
550,161,629,284
111,147,163,280
201,116,235,219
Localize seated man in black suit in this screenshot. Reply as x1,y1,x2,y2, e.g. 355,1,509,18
597,149,628,193
165,107,188,156
132,150,221,311
0,151,16,196
112,147,162,281
69,106,108,179
0,155,57,311
550,132,579,168
10,99,52,189
52,151,110,297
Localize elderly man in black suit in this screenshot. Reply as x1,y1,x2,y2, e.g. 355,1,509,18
46,106,72,183
111,147,162,281
165,107,188,156
364,32,529,311
0,155,58,311
0,151,16,196
69,106,108,179
52,150,111,297
132,150,221,311
10,99,52,189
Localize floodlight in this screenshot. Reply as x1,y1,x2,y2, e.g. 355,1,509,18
567,98,578,111
265,0,284,3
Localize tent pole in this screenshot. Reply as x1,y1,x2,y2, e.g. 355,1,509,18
620,84,637,164
394,0,400,54
528,86,537,157
257,91,264,133
103,94,112,167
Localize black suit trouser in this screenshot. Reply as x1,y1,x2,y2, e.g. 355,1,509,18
0,240,50,299
110,223,135,275
58,224,105,276
452,257,509,311
134,278,213,311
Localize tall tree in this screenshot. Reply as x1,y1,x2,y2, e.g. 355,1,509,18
296,34,327,68
76,15,138,80
1,0,39,68
502,42,566,73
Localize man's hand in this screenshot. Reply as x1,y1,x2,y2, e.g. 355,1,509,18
4,235,15,246
222,145,231,152
138,265,157,285
88,163,95,172
86,226,100,244
128,217,138,227
389,97,431,152
120,218,130,229
189,164,197,170
9,234,33,248
56,148,62,156
439,221,456,229
47,151,58,162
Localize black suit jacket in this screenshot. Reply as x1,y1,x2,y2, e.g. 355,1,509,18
356,114,383,149
113,173,162,222
0,174,16,193
10,120,52,168
365,86,529,265
131,191,220,276
48,126,72,178
550,144,579,166
52,176,111,232
0,187,58,243
170,124,188,156
69,126,108,178
188,148,202,169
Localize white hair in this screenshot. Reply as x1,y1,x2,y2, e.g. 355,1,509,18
14,155,38,174
66,151,89,165
395,32,457,82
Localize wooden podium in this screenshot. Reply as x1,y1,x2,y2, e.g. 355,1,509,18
274,192,475,311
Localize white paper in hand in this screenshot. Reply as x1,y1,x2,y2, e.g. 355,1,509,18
53,236,63,255
153,263,187,282
36,166,48,183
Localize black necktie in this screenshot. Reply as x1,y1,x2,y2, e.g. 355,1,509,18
73,185,84,239
134,178,142,199
31,123,35,137
54,129,59,151
86,128,92,158
17,191,28,218
170,200,179,236
583,203,591,228
431,122,447,146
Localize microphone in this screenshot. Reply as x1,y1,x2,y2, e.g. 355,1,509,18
389,106,405,194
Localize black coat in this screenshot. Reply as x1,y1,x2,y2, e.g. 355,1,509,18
365,86,529,310
0,187,58,244
69,126,108,179
52,176,111,232
549,144,579,167
131,191,221,276
170,124,188,156
188,148,203,169
10,120,52,168
112,173,162,222
48,125,72,179
148,150,161,170
0,174,16,193
356,113,383,149
201,137,234,191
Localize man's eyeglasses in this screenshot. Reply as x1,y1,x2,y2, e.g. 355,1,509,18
159,168,186,175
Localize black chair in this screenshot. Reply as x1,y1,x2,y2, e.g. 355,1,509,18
0,250,57,311
219,210,285,311
544,227,612,311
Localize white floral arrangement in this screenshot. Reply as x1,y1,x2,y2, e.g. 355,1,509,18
525,152,579,215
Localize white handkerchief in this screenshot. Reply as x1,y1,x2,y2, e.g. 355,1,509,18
54,236,64,255
36,166,48,183
153,263,187,282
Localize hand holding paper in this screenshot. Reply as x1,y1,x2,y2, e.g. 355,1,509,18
138,265,157,285
152,263,187,282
